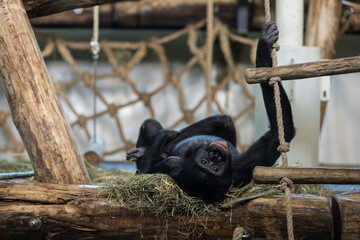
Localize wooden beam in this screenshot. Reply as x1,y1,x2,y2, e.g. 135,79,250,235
0,180,333,239
0,0,90,184
0,180,104,203
245,56,360,84
23,0,136,18
304,0,342,59
28,1,238,28
332,192,360,240
253,167,360,184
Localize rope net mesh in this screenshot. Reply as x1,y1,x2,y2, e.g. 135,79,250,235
0,18,258,160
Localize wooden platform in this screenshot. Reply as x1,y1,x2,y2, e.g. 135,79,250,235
0,180,335,240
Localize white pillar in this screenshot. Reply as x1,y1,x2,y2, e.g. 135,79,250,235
255,0,321,167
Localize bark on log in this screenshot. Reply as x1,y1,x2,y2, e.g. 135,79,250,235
253,167,360,184
23,0,136,18
0,0,90,184
0,180,333,239
245,56,360,84
332,192,360,240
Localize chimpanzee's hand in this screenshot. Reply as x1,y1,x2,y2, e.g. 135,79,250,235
256,22,279,68
260,22,279,47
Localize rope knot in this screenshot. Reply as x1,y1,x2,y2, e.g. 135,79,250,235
232,226,252,240
108,104,118,118
269,76,281,86
78,115,88,128
82,72,94,88
280,177,293,191
277,142,290,153
184,110,194,123
140,94,151,107
273,42,280,51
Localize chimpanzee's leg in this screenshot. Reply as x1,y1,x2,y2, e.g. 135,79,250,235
176,115,237,146
136,119,163,147
126,119,163,162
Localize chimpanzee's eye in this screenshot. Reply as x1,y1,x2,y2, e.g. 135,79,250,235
212,166,219,172
201,159,207,165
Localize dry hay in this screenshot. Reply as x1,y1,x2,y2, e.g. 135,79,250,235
104,174,218,217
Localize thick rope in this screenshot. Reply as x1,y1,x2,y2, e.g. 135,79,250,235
206,0,214,116
281,177,294,240
264,1,294,239
232,227,246,240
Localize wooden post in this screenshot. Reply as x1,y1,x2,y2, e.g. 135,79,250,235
332,192,360,240
245,56,360,84
0,180,333,239
253,167,360,184
0,0,90,184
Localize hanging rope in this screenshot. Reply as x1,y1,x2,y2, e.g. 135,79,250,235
205,0,214,116
91,5,100,141
263,1,294,239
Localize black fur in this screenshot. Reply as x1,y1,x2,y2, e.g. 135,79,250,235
126,22,295,202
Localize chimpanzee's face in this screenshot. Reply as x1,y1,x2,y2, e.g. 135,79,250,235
171,135,230,177
193,140,229,176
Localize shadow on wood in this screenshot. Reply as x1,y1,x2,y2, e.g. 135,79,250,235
332,192,360,240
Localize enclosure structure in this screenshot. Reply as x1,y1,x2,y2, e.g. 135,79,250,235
0,0,360,239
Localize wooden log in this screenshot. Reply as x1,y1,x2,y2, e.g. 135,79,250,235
0,180,333,239
253,167,360,184
22,0,135,18
28,1,237,28
0,0,90,184
305,0,342,59
245,56,360,84
332,192,360,240
0,180,104,203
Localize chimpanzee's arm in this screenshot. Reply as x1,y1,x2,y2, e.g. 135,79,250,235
231,22,295,186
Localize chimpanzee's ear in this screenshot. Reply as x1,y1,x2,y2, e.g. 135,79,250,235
164,156,184,170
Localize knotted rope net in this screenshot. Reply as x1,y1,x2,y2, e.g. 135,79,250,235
0,16,258,160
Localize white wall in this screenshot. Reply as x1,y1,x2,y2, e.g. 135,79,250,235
320,73,360,166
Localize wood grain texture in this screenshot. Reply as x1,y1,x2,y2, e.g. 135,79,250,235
253,167,360,184
0,0,90,184
332,192,360,240
0,180,333,239
245,56,360,84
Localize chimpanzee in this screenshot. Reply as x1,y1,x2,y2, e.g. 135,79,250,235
126,22,295,202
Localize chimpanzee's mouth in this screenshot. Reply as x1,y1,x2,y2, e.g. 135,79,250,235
210,141,228,153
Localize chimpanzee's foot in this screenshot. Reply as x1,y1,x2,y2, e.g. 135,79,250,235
126,147,145,162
